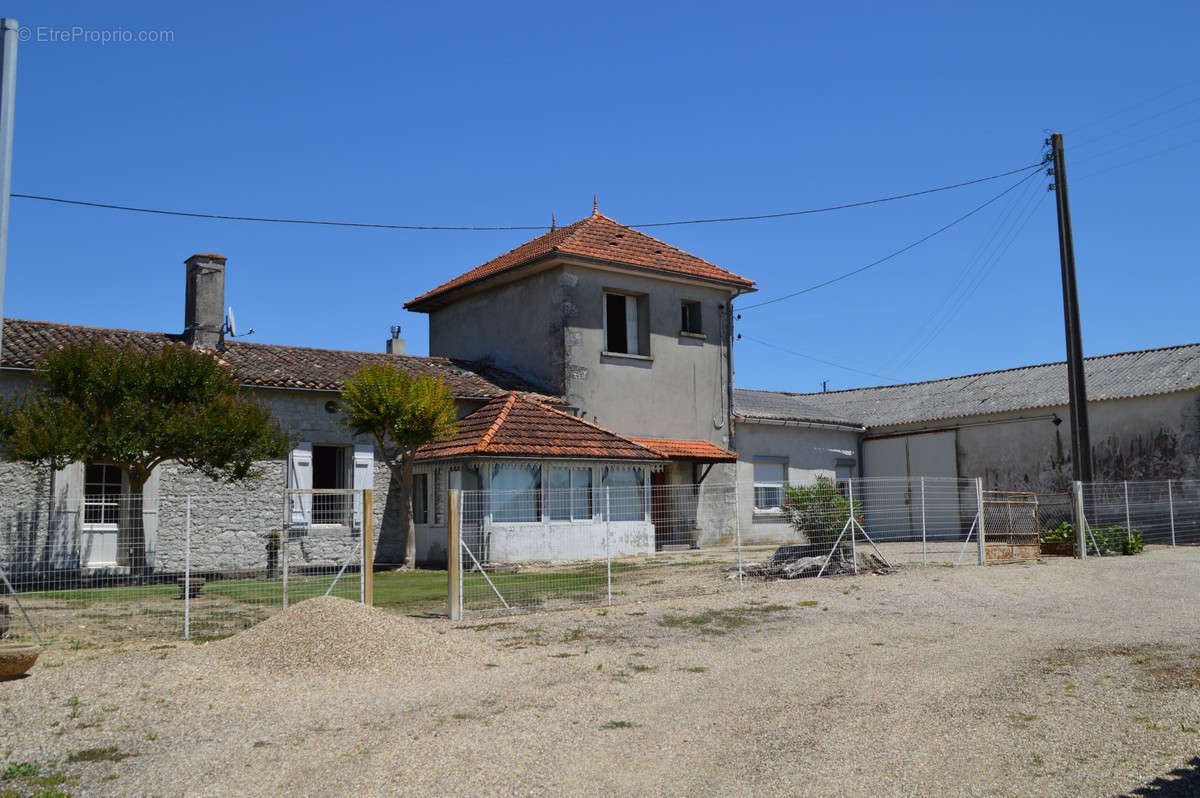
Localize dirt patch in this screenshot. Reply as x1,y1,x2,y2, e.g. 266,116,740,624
204,596,486,672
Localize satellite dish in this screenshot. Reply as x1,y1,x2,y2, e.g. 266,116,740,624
226,306,237,337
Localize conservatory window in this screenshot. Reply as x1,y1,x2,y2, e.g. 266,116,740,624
602,466,645,522
548,466,593,521
491,464,542,523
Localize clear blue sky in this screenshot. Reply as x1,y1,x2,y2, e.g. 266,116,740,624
3,1,1197,393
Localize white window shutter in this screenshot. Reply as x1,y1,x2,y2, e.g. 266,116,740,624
352,443,374,531
288,443,313,527
625,295,639,355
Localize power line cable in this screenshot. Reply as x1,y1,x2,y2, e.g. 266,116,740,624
737,165,1044,312
9,162,1044,232
886,170,1042,369
625,163,1043,227
1070,95,1200,150
738,334,900,383
1074,134,1200,182
1065,79,1200,137
1070,115,1200,167
896,186,1048,370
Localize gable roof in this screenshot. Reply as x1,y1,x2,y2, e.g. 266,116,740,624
630,437,738,463
405,211,755,310
0,318,552,399
416,392,667,462
735,342,1200,429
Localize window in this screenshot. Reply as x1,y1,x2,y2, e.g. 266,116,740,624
681,300,702,335
434,468,445,525
491,464,541,523
83,464,122,526
602,466,645,521
753,461,787,511
604,292,647,355
548,466,593,521
312,445,349,524
413,473,429,525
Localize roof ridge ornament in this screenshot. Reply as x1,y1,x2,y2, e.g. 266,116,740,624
550,212,556,231
593,194,598,215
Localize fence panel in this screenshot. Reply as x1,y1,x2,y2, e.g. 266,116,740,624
459,483,743,615
0,489,367,645
1079,479,1200,553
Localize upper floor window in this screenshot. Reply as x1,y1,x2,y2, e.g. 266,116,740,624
681,300,703,335
413,472,429,525
604,292,648,356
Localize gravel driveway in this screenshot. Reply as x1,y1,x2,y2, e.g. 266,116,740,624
2,547,1198,796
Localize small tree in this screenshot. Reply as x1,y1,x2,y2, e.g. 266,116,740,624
0,341,291,571
782,476,862,554
339,364,457,569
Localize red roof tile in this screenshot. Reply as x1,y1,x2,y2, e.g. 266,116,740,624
630,438,738,463
405,212,755,309
416,393,667,462
0,318,555,399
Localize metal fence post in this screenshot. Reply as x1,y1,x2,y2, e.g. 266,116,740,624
447,488,461,620
848,477,858,574
1123,480,1132,544
1074,481,1087,560
920,476,927,566
184,495,191,641
733,481,744,589
975,477,986,566
605,488,613,606
281,492,289,610
1167,479,1176,548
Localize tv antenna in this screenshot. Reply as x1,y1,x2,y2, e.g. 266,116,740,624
224,306,255,339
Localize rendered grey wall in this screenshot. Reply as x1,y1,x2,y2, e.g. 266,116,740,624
560,265,735,446
733,421,860,543
870,390,1200,491
427,268,565,394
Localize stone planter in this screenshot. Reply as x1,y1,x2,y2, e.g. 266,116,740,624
0,644,40,679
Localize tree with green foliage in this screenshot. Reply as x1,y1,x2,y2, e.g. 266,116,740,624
0,341,291,571
782,475,862,553
339,364,458,569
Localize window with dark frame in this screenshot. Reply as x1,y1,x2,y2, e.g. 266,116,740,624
312,445,349,524
605,293,629,353
83,463,122,526
413,473,428,525
681,300,702,335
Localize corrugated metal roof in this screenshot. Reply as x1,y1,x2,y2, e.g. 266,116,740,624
735,343,1200,429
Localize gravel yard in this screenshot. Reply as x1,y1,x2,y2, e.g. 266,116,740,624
2,548,1198,796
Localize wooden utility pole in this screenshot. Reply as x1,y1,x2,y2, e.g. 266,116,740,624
1049,133,1093,482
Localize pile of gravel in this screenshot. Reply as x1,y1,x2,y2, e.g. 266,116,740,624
207,596,483,673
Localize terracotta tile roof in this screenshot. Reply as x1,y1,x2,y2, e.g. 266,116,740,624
630,437,738,463
0,318,553,399
405,212,755,310
417,392,667,462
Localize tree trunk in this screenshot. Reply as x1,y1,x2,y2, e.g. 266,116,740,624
401,456,416,570
119,480,147,575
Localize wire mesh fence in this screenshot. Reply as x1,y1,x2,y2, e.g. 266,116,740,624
1079,479,1200,555
0,490,367,645
458,482,743,615
456,476,993,616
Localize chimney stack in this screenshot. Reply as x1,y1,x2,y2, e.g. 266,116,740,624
184,253,226,348
386,324,405,355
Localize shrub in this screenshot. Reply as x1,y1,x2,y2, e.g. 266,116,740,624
781,476,861,552
1039,521,1143,555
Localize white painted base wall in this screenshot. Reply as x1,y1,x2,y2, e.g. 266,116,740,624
486,520,654,563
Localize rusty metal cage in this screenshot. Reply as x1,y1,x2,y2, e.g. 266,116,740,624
982,490,1040,562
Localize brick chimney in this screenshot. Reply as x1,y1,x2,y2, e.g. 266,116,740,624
183,253,226,348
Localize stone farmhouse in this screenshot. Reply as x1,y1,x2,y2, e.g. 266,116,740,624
0,209,1197,575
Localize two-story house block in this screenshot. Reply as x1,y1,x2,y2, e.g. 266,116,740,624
404,208,755,553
